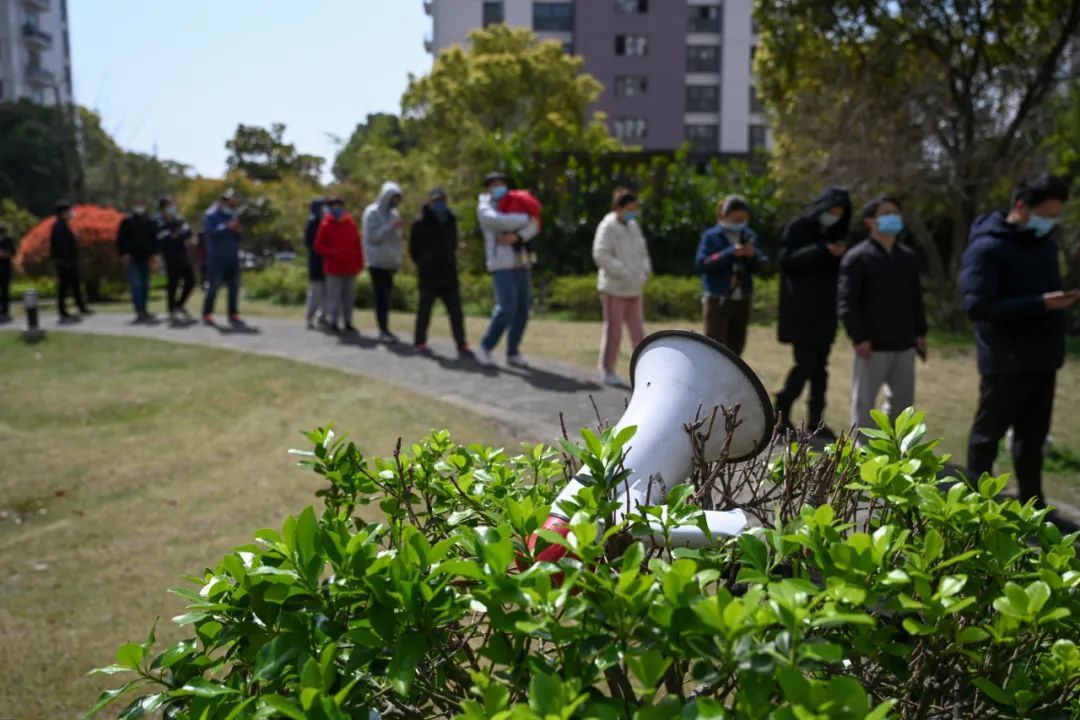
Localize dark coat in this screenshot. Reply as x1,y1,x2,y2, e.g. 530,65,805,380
694,226,768,298
116,213,160,262
409,206,460,287
960,210,1066,375
777,186,853,345
155,213,193,265
838,238,927,351
49,217,78,266
0,234,13,269
304,199,326,281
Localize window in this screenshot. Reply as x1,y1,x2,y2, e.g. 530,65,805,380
686,124,718,153
533,3,574,31
615,75,648,98
23,10,40,28
686,45,720,72
688,5,722,33
749,124,768,150
615,35,649,56
65,65,73,91
61,0,68,21
613,117,648,141
686,85,719,112
615,0,648,13
482,1,504,27
750,85,764,113
63,32,70,57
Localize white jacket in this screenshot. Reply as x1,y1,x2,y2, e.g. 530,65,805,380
362,181,404,270
476,193,539,273
592,212,652,297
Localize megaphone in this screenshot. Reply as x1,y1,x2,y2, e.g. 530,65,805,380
531,330,774,562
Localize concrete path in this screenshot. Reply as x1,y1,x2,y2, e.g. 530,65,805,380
28,312,630,445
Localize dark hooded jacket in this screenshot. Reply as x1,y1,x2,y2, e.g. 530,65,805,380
116,212,160,262
304,199,326,281
960,210,1065,375
50,216,78,266
409,204,459,285
777,186,853,344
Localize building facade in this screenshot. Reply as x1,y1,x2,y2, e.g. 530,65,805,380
0,0,73,105
424,0,769,156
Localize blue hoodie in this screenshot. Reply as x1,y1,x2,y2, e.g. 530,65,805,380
695,225,768,298
960,210,1065,375
202,203,241,262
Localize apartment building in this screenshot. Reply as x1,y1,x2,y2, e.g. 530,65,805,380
0,0,74,105
424,0,769,156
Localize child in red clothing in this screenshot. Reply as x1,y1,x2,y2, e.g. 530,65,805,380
497,189,542,264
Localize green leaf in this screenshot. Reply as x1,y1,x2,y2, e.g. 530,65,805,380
936,575,966,599
1025,581,1051,615
923,528,944,564
902,618,936,635
257,696,307,720
81,681,143,719
387,631,427,696
528,672,566,716
626,647,672,691
180,679,239,698
972,677,1014,707
957,627,989,645
115,643,144,671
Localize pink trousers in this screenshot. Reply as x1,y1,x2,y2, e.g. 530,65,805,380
599,293,646,373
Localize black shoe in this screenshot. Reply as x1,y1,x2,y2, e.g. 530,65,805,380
330,323,342,334
79,307,94,316
343,323,357,333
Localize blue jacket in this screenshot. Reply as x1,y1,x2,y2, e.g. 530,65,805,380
960,210,1065,375
695,225,767,298
202,203,241,262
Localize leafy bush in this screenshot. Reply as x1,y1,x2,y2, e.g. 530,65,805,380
15,204,126,299
90,411,1080,719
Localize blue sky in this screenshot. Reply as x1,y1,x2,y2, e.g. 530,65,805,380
70,1,431,178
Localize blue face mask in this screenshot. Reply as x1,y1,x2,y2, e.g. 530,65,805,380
330,207,344,220
1026,213,1058,238
722,221,746,233
623,210,639,223
875,213,904,236
432,201,450,219
491,186,508,201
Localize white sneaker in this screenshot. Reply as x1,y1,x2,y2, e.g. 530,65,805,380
507,354,531,369
474,346,495,367
603,371,629,388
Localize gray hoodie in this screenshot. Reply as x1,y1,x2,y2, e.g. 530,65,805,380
362,181,404,270
476,192,540,273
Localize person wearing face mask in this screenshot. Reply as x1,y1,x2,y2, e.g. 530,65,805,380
774,186,853,437
201,188,245,325
50,201,91,320
592,187,653,387
695,194,768,357
961,173,1076,508
116,199,161,323
304,197,328,330
409,187,470,356
314,197,364,334
362,181,405,343
156,196,195,321
838,196,927,432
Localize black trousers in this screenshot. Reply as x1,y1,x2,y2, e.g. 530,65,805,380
369,268,395,333
165,257,195,312
968,372,1056,505
56,262,87,315
703,296,751,356
0,264,10,316
414,279,467,349
775,341,832,426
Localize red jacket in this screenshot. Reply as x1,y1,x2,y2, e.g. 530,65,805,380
498,190,542,230
314,213,364,275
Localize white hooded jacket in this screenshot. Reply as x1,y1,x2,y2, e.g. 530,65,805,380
362,181,404,270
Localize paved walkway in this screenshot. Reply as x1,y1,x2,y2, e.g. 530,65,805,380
32,313,630,445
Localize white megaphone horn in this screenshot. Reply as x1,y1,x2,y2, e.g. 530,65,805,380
529,331,775,564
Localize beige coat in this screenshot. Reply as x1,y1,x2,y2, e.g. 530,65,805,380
592,212,653,298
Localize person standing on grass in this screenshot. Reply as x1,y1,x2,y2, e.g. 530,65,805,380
50,201,91,320
774,186,852,437
201,189,245,326
475,171,540,369
961,173,1077,508
362,181,405,343
314,197,364,334
116,199,160,323
304,197,328,330
838,196,927,431
695,194,767,357
0,223,13,322
592,188,652,388
156,197,196,321
410,187,471,357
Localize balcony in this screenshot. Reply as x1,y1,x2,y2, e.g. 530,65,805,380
22,0,51,9
424,35,434,53
423,0,432,15
26,65,56,87
22,24,53,49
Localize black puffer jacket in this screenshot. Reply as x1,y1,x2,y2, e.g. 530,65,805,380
838,238,927,351
49,217,78,266
116,213,160,262
777,186,853,344
304,199,326,281
409,205,459,285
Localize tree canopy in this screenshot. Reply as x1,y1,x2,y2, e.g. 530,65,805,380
226,123,324,183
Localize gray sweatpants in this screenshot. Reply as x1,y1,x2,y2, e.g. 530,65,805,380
852,348,916,430
324,274,356,326
306,280,324,322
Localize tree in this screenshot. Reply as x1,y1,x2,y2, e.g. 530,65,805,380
225,123,324,183
755,0,1080,326
332,113,414,183
0,99,80,216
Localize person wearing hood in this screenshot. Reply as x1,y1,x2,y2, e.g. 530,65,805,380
50,201,91,320
961,174,1076,508
838,196,927,432
475,171,540,368
774,186,852,436
201,189,245,325
314,197,364,333
410,187,470,356
116,199,161,323
0,223,14,322
362,181,405,343
695,194,768,357
304,197,328,329
156,196,195,321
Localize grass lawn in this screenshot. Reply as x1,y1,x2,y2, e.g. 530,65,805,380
0,333,517,718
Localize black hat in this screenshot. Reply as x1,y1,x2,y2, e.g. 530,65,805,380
428,186,447,201
55,200,72,214
326,196,344,205
483,171,508,187
158,196,172,209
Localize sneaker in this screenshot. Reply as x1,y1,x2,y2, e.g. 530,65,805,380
202,313,214,325
507,354,531,369
344,323,357,333
229,314,244,326
378,331,398,344
474,346,495,367
457,345,474,360
415,342,433,354
178,307,192,320
329,323,342,334
79,307,94,316
306,320,316,330
603,371,629,389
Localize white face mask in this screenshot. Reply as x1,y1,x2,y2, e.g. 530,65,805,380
819,212,841,228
